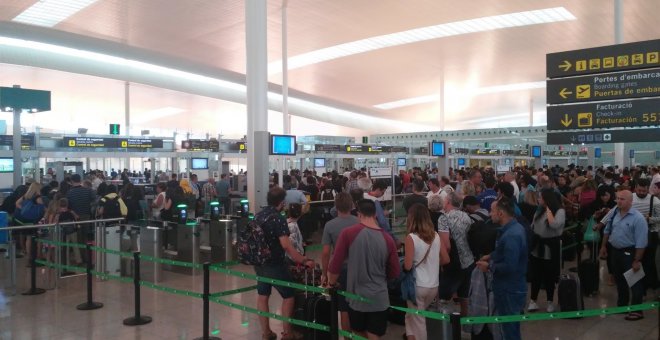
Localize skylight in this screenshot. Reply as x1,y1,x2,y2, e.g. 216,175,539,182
13,0,99,27
269,7,575,73
374,81,546,110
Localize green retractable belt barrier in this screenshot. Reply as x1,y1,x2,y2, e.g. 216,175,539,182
461,302,659,325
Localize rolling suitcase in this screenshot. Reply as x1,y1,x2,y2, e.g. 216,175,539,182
558,240,584,315
578,243,599,296
292,269,331,340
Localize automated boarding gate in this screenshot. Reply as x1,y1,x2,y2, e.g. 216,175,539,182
96,223,140,279
139,223,163,283
209,218,238,263
163,221,201,276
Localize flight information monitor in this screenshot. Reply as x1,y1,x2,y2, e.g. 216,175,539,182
0,157,12,172
532,146,542,158
457,158,466,166
430,141,446,157
270,134,296,155
397,158,406,166
314,158,325,167
191,158,209,170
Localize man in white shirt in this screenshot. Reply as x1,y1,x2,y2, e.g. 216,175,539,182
650,167,660,196
632,178,660,291
505,172,519,200
426,178,442,200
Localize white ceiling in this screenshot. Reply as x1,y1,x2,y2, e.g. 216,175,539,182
1,0,659,135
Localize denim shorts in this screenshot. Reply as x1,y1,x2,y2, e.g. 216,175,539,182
254,263,295,299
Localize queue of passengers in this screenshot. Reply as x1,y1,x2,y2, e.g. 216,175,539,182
252,164,659,340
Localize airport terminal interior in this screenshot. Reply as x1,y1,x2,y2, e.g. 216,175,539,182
1,1,660,339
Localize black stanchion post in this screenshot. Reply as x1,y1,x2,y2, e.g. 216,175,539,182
76,241,103,310
450,312,461,340
22,235,46,296
194,262,220,340
124,251,152,326
329,287,339,340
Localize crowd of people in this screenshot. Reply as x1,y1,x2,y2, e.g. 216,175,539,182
251,164,659,340
2,162,659,339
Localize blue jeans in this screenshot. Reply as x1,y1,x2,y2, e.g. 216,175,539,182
493,290,526,340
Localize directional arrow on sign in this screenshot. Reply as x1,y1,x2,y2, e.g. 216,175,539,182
558,60,572,71
560,114,573,127
559,88,573,99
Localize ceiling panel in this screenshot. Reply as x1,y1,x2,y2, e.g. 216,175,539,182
1,0,659,132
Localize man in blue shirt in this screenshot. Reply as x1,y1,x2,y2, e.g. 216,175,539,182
215,174,231,214
599,189,648,321
477,176,498,211
476,197,527,340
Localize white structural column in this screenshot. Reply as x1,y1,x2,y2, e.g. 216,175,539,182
613,0,625,168
529,97,534,127
12,109,21,188
438,76,445,131
246,0,270,211
280,0,289,187
124,81,131,170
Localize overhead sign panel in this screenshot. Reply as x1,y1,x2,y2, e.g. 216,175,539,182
546,128,659,145
64,137,163,149
547,98,660,130
547,39,660,78
314,144,342,152
547,68,660,104
122,138,163,149
0,134,35,148
65,137,110,148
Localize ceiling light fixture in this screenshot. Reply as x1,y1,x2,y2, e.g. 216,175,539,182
270,7,575,73
13,0,100,27
374,81,546,110
0,36,433,132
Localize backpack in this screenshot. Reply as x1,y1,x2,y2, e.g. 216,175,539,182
56,210,78,235
102,196,123,219
467,218,499,259
442,228,462,274
19,197,45,223
237,214,275,265
320,188,335,201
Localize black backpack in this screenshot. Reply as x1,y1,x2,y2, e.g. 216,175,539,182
320,188,334,201
57,210,78,235
102,196,123,219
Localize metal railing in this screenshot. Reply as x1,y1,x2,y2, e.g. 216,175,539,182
2,217,125,295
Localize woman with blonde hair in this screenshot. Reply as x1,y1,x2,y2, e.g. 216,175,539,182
15,182,45,257
403,203,449,340
461,180,476,197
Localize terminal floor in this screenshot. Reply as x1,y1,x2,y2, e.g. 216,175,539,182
1,246,659,340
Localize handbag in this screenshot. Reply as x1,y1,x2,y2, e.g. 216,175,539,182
583,217,599,242
401,240,433,305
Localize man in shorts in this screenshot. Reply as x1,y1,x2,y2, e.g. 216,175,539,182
321,192,359,334
328,199,400,339
254,187,314,340
438,191,475,316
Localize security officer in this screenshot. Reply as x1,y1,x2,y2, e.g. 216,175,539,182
599,189,648,321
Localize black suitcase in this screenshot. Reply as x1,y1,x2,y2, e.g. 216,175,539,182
558,240,584,315
388,294,406,325
578,244,599,296
292,269,331,340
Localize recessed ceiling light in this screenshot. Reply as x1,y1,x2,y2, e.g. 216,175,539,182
270,7,575,73
13,0,100,27
374,81,546,110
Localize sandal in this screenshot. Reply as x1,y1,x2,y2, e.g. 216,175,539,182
624,312,644,321
262,331,277,340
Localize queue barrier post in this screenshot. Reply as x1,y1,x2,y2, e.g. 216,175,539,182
76,241,103,310
329,287,339,340
22,235,46,296
194,262,220,340
123,251,152,326
450,312,461,340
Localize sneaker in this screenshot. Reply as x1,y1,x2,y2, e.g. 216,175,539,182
527,300,539,312
546,302,556,313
